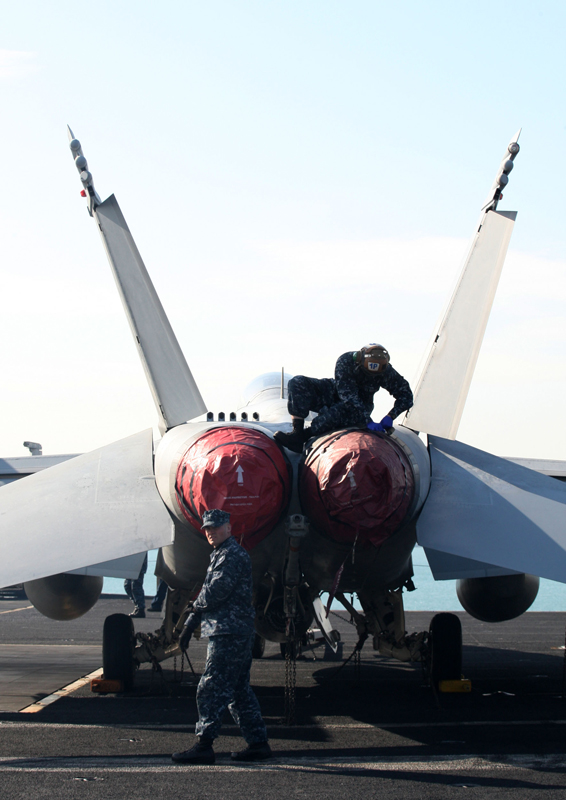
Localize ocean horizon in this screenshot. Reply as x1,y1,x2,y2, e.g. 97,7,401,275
107,546,566,612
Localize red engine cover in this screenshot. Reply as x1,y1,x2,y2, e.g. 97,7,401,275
175,426,291,551
299,430,415,547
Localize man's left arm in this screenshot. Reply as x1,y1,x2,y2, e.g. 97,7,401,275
180,606,202,648
179,547,246,647
381,367,414,420
192,547,245,614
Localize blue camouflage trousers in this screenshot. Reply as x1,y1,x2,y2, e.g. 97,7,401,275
287,375,367,436
124,553,148,610
195,633,267,744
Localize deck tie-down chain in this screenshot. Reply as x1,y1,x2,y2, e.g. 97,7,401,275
284,644,297,725
149,656,173,695
325,631,368,683
145,649,196,696
173,653,186,684
353,646,361,680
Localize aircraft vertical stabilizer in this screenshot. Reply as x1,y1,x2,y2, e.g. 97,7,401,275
404,132,520,439
67,128,207,433
95,195,207,433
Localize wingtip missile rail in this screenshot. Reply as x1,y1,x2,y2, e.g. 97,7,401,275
482,128,521,213
67,125,102,216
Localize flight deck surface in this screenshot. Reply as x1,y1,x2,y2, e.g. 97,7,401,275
1,598,566,798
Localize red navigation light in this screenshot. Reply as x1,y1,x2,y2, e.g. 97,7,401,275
80,190,86,197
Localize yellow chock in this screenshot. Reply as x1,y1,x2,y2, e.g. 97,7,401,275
90,678,124,693
438,677,472,693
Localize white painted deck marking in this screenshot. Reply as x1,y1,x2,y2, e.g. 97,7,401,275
19,668,103,714
2,719,566,730
0,606,33,615
0,753,565,773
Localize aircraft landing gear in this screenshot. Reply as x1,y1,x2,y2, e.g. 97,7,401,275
252,633,266,658
102,613,136,691
427,612,462,688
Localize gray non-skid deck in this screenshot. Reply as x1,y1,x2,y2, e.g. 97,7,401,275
1,598,566,798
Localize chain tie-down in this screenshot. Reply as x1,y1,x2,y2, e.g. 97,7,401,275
284,642,297,725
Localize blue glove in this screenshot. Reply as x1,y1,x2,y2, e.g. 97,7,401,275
380,415,394,429
179,625,193,651
367,420,384,432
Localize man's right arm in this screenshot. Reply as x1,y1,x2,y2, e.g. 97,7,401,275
183,608,202,634
179,606,201,649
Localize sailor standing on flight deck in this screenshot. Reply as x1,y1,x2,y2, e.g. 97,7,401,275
275,344,413,453
171,509,272,765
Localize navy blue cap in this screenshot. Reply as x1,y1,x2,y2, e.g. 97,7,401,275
201,509,231,528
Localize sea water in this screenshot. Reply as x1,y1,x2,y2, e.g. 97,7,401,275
105,546,566,611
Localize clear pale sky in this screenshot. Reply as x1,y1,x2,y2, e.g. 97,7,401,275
1,1,564,459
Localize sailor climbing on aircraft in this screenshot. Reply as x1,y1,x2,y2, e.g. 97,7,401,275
274,344,413,453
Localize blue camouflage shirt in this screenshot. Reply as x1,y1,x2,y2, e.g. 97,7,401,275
184,536,255,638
334,351,413,421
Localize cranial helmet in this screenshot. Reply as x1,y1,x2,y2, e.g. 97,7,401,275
358,343,390,374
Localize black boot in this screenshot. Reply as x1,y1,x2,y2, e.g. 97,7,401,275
231,741,273,761
274,418,310,454
171,737,215,764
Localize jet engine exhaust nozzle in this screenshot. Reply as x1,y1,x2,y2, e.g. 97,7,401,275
300,429,415,547
175,426,291,551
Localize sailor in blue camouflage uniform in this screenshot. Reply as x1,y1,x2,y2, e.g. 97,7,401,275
171,509,272,765
275,344,413,453
124,552,147,618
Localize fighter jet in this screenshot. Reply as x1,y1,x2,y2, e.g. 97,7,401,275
1,129,566,692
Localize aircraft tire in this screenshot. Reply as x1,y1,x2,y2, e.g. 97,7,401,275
103,613,136,691
428,612,462,686
252,633,266,659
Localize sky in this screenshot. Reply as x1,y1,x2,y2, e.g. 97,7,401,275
1,1,565,460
